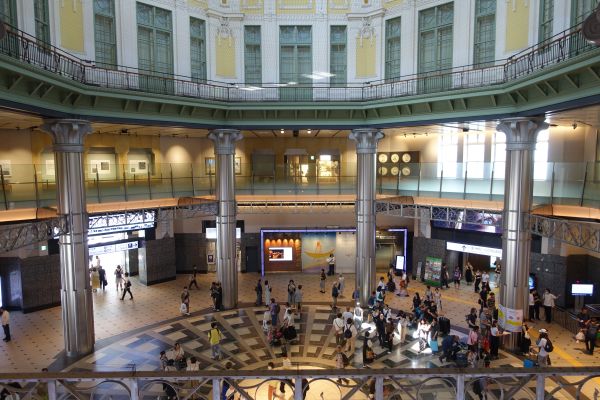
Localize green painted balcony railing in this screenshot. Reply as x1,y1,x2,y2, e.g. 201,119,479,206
0,162,598,210
0,22,595,102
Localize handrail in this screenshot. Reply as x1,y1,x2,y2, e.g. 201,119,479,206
0,21,596,103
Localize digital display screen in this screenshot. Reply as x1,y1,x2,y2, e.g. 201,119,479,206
528,275,535,290
395,255,405,271
432,210,502,234
268,247,293,261
572,284,594,296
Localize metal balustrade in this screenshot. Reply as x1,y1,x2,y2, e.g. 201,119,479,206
0,22,596,103
0,368,599,400
0,162,598,211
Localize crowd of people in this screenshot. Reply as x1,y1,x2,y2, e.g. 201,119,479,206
153,260,597,400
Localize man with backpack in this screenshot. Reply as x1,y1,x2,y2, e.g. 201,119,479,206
344,317,358,354
333,312,345,346
208,322,223,360
536,329,552,366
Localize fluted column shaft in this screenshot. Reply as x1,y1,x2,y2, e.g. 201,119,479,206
349,128,384,307
496,117,548,347
208,129,243,310
41,119,94,358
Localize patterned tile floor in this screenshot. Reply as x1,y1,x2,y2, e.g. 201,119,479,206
0,272,598,398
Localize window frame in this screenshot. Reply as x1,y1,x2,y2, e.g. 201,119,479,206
473,0,496,68
34,0,51,44
190,17,207,83
244,25,262,85
329,25,347,86
384,17,402,81
93,0,117,69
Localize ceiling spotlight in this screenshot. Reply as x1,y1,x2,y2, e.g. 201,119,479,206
280,129,285,134
572,122,578,130
403,134,407,138
307,129,312,134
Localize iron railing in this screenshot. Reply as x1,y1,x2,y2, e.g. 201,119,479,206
0,161,599,210
0,22,596,103
0,368,599,400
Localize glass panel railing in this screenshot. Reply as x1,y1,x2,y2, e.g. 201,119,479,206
0,162,597,211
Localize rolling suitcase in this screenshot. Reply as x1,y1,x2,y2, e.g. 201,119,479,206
429,340,439,353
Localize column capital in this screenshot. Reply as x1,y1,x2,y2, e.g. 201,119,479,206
41,119,92,153
208,129,243,155
496,117,549,151
349,128,385,154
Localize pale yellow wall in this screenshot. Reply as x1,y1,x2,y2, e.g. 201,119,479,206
505,0,530,52
60,0,85,53
241,0,264,14
356,37,377,78
188,0,208,10
379,133,439,163
383,0,404,9
216,37,237,78
276,0,316,14
327,0,349,14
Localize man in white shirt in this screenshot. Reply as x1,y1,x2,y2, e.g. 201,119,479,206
542,289,559,323
333,312,345,346
0,308,10,342
342,306,354,323
481,272,490,286
528,291,535,322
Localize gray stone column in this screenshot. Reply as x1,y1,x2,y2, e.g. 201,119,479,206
496,117,548,348
349,128,384,307
208,129,243,310
41,119,94,357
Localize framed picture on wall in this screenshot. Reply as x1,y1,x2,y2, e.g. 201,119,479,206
90,160,111,175
0,160,11,177
205,157,216,175
129,159,148,174
207,254,215,264
235,157,242,175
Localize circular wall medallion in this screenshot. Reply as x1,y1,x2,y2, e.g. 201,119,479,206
378,153,388,163
402,167,411,176
390,166,400,176
390,153,400,163
378,166,388,176
402,153,412,163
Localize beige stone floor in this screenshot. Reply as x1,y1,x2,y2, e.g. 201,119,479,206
0,271,598,377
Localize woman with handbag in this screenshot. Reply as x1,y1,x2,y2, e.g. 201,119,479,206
362,331,375,365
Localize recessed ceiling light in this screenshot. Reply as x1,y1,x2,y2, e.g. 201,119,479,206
307,129,312,134
280,129,285,134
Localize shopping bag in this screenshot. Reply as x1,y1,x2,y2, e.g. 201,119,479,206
429,340,439,352
180,303,187,314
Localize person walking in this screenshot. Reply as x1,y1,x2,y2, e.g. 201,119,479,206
188,266,199,290
0,308,10,342
98,265,107,291
542,289,559,323
338,274,345,297
270,298,280,327
536,329,552,367
528,290,536,322
120,273,133,300
474,270,482,292
181,286,190,315
90,266,100,293
334,346,350,384
331,282,340,310
465,263,473,285
255,279,263,306
333,312,345,346
319,269,326,293
287,280,296,306
327,253,336,276
294,285,303,313
417,319,430,354
453,266,462,289
363,331,375,365
532,289,541,320
215,282,223,311
434,287,442,311
344,317,358,354
264,280,271,305
489,321,500,359
585,318,598,355
208,322,223,360
114,265,124,292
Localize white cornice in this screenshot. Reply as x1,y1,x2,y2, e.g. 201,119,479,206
206,10,245,19
347,8,386,19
